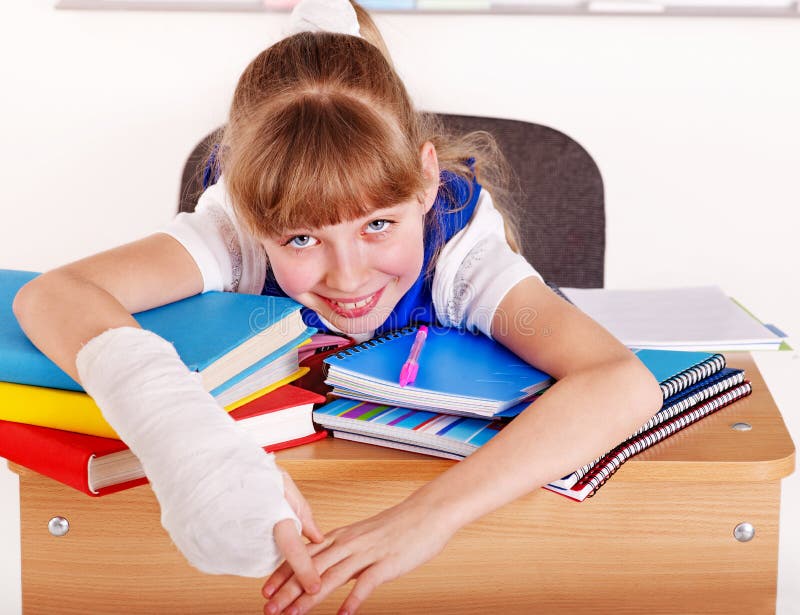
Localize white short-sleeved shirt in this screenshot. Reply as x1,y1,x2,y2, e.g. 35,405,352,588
160,177,542,341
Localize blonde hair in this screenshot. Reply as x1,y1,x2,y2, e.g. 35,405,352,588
219,1,520,254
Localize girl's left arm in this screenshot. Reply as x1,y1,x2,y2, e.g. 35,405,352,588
263,277,663,615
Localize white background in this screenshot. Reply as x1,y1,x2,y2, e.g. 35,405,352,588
0,2,798,614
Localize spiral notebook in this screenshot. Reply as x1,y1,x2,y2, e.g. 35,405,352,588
544,380,753,502
323,326,553,418
548,366,745,491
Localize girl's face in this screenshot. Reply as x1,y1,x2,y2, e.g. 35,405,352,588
262,144,439,335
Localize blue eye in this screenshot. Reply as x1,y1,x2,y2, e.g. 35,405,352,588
286,235,318,248
366,219,392,233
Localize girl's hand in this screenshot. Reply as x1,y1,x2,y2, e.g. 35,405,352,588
272,470,325,596
262,499,455,615
279,469,324,545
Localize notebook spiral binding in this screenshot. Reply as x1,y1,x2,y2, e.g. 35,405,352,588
581,381,752,498
331,326,418,360
567,370,745,488
659,353,726,399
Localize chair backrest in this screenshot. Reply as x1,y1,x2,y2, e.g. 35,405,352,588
179,114,604,287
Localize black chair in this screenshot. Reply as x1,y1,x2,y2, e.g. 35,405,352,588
179,115,604,288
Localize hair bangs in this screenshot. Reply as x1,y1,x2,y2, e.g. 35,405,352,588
227,90,426,237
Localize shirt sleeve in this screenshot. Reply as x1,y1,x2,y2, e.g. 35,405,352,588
432,189,543,338
159,177,267,295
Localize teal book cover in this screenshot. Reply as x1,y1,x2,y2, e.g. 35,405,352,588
630,348,726,398
0,269,306,392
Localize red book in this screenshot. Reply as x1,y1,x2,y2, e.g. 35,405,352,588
0,384,327,496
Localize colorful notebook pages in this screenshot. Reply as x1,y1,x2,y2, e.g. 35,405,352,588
314,398,510,457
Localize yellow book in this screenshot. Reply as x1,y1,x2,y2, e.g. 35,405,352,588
0,368,308,440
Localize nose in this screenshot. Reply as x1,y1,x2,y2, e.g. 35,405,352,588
324,242,371,294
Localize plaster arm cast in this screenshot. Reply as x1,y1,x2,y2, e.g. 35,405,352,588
76,326,300,577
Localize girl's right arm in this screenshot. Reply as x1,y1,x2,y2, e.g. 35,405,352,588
12,233,324,590
12,232,203,383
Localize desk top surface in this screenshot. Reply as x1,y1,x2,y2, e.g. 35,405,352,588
275,353,795,483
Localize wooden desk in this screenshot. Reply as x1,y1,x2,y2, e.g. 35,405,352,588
8,354,795,614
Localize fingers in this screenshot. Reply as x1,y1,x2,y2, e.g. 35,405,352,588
338,565,386,615
272,519,321,596
264,533,338,599
285,558,383,615
264,542,352,615
281,471,324,544
263,575,304,615
272,556,358,615
299,507,325,544
262,559,292,600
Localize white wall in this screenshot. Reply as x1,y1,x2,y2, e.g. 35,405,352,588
1,3,799,614
1,4,798,334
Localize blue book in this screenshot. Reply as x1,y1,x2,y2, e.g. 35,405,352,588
1,269,313,395
324,326,553,418
323,325,726,419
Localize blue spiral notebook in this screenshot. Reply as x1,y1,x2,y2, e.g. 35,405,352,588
324,326,554,418
0,269,313,394
323,325,727,419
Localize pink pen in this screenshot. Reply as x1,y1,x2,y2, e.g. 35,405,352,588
399,325,428,387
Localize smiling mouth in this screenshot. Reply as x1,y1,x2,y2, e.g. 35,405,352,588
322,287,386,318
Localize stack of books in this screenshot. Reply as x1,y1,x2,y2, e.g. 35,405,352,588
313,326,753,501
0,269,327,496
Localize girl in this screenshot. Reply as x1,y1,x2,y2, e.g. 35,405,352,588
13,1,662,613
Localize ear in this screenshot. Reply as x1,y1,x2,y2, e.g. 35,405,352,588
419,141,440,214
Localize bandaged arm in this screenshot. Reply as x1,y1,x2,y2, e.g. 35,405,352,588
75,326,300,577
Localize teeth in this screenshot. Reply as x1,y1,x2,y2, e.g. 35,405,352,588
333,294,374,311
